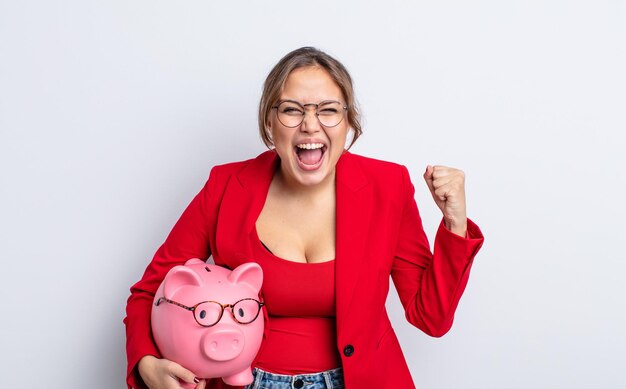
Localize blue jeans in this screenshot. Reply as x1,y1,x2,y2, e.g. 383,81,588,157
244,367,344,389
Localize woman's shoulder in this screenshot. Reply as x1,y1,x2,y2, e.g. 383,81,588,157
208,150,275,180
210,158,253,176
339,151,413,199
341,151,408,178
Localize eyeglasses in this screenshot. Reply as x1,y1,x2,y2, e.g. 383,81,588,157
155,297,264,327
272,99,348,128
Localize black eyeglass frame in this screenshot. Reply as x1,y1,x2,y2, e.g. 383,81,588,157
271,99,348,128
155,297,265,327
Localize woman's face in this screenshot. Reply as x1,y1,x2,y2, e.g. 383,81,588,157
267,66,349,189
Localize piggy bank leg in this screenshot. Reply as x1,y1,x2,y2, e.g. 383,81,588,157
222,368,254,386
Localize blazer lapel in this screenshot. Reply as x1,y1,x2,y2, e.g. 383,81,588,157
335,152,372,339
215,150,278,267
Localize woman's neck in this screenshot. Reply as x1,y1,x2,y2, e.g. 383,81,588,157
273,168,336,201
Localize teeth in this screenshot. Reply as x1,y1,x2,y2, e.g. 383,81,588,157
296,143,324,150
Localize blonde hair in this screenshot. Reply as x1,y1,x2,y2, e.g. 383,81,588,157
258,47,362,149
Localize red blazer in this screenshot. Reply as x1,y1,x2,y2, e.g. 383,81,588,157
124,150,484,389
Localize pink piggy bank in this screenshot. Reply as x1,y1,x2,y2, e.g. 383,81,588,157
152,258,264,387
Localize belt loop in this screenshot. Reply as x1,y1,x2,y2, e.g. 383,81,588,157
323,370,333,388
251,367,263,389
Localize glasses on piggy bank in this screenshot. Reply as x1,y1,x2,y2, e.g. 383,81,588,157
155,297,265,327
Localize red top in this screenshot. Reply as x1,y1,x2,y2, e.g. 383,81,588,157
251,227,342,374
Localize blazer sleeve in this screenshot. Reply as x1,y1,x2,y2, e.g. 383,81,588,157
391,165,484,337
123,167,220,389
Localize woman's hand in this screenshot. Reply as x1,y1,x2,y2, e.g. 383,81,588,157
423,165,468,237
138,355,206,389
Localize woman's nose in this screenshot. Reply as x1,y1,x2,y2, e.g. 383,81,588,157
301,109,321,132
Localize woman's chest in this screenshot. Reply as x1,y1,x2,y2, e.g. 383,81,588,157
255,193,336,264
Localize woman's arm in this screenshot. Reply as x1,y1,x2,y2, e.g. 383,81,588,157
124,168,219,389
391,165,484,337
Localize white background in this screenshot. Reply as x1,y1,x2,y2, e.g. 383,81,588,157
1,1,625,388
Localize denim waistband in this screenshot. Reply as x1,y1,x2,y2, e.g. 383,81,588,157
246,366,344,389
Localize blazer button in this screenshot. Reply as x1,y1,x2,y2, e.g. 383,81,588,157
343,344,355,357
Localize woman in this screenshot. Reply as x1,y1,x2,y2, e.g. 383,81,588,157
124,47,484,389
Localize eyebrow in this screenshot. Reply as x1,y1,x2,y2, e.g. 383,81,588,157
276,99,342,105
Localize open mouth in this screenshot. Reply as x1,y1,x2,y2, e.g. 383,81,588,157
295,142,326,170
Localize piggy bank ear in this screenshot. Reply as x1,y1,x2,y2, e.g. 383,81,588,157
164,265,203,298
228,262,263,292
185,258,206,266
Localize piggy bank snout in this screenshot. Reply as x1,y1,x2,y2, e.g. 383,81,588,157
202,327,246,361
